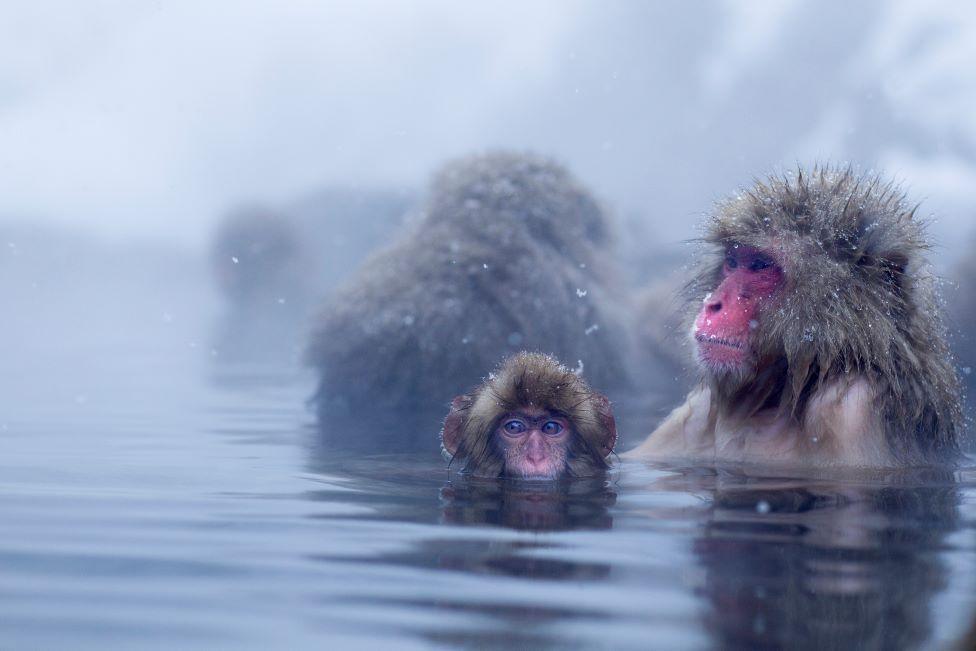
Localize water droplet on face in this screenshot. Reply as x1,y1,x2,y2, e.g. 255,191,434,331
756,500,771,514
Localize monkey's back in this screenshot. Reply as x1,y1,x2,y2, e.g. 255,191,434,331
308,219,629,415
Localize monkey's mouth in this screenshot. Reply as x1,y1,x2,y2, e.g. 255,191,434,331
510,461,562,480
695,333,744,350
695,332,749,367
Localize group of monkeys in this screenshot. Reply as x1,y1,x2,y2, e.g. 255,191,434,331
216,152,969,481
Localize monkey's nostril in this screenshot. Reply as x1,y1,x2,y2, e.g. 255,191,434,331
707,301,723,313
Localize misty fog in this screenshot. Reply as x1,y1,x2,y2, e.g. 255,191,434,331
2,0,975,254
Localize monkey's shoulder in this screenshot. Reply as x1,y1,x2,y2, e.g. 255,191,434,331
802,376,889,465
627,378,891,467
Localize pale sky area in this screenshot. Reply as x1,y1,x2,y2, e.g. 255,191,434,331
2,0,975,254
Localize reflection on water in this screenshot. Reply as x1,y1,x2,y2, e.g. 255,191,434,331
1,239,975,649
681,469,962,650
440,476,616,532
296,453,976,650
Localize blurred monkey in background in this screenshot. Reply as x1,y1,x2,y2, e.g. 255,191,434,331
308,151,633,433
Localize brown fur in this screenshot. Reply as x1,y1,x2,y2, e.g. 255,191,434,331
442,352,617,478
307,151,631,420
679,166,963,463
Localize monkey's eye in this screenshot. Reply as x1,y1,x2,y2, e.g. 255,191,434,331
503,419,527,435
749,257,773,272
542,421,563,435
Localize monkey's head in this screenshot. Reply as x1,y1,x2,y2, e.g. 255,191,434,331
688,167,961,449
441,352,617,480
425,151,611,259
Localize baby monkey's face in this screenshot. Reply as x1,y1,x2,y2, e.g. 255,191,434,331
495,406,572,479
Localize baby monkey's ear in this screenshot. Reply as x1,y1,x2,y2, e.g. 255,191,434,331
591,392,617,457
441,395,472,457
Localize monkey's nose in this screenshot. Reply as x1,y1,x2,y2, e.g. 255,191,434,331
525,436,546,461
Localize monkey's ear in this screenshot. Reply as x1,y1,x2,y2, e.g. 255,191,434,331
441,395,471,457
591,393,617,457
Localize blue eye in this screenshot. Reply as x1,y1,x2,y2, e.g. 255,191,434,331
542,421,563,435
749,257,772,272
503,420,527,435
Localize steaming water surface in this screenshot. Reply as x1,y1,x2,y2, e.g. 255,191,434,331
1,243,975,650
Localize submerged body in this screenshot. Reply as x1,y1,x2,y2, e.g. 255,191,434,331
629,167,963,467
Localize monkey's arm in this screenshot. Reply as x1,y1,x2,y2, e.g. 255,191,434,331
624,386,715,460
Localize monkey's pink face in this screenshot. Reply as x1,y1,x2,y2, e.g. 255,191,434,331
495,408,572,479
694,245,784,373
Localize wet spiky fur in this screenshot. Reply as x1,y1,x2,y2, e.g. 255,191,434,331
689,166,963,463
443,352,616,478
